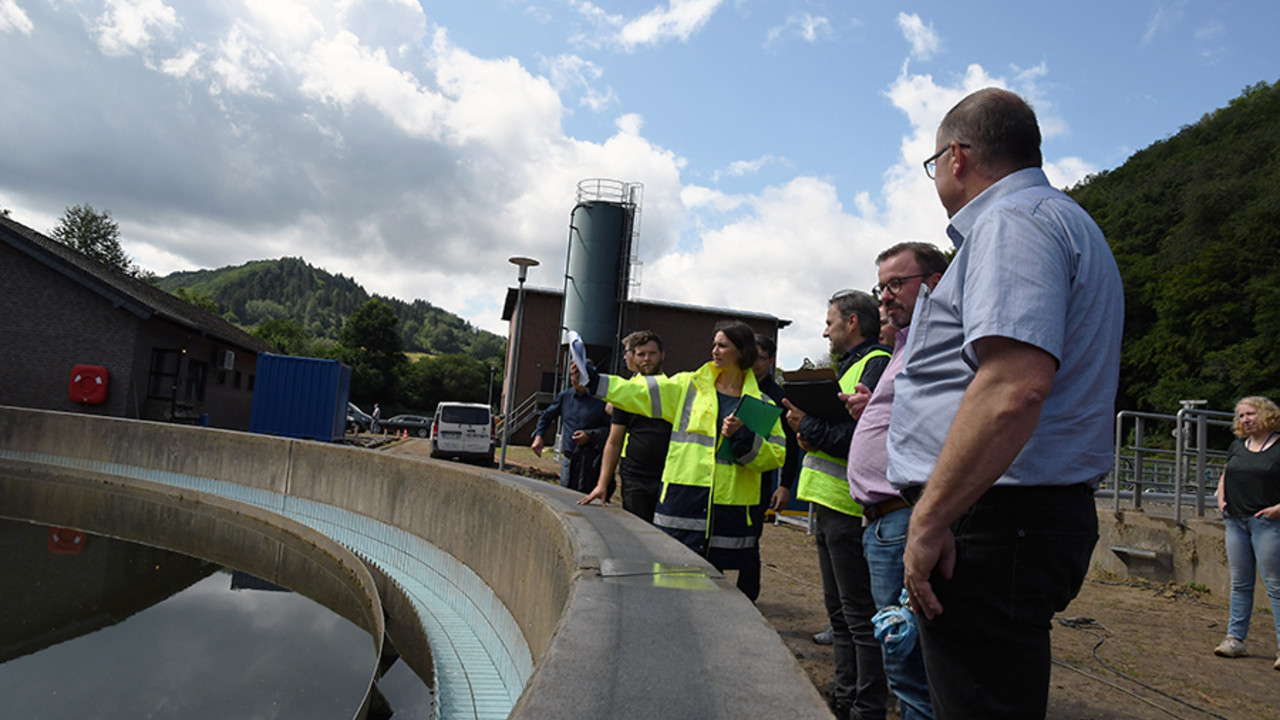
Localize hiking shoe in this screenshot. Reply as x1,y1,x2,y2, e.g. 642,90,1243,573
812,625,834,645
1214,636,1246,657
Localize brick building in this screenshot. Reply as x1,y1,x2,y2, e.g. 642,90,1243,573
499,286,791,442
0,213,272,429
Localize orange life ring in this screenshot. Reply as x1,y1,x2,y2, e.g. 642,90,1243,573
48,527,88,555
69,364,109,404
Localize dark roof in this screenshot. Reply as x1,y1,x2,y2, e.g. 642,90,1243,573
0,213,273,353
501,285,791,327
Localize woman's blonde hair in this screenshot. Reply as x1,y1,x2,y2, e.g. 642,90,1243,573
1232,396,1280,437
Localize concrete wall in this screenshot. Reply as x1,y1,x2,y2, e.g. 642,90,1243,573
0,406,830,719
1091,505,1270,608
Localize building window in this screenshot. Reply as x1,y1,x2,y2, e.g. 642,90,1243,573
247,374,255,391
185,360,208,402
233,370,242,389
147,349,181,400
540,371,557,393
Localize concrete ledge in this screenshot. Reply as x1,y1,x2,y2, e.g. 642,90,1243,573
0,406,829,719
1092,503,1271,608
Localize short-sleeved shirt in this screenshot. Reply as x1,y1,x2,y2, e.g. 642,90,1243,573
1223,437,1280,516
613,408,672,481
887,167,1125,489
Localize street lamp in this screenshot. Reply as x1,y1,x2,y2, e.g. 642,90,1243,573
499,256,539,472
486,362,497,410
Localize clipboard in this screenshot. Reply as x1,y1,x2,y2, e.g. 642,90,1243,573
715,394,783,462
780,368,849,424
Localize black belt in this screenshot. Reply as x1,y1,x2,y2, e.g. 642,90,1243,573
898,482,1093,507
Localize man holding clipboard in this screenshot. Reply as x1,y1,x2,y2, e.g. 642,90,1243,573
783,289,891,720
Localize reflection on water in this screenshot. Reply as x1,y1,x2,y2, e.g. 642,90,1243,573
0,518,373,719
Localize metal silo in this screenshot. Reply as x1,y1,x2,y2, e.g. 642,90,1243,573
561,179,642,373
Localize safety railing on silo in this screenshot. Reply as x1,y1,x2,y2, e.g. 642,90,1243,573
1107,404,1233,524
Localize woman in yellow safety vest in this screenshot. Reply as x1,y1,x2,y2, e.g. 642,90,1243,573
581,321,786,574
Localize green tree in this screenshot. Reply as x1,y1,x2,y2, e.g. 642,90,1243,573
340,298,407,404
253,318,313,356
400,353,493,411
172,287,220,314
51,204,142,276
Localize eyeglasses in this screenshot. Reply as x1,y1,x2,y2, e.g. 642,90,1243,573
923,142,970,179
872,274,929,297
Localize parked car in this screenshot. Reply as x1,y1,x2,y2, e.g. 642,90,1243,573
430,402,495,464
382,414,432,437
346,402,372,433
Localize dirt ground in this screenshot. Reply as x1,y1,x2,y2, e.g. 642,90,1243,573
393,440,1277,719
753,519,1278,720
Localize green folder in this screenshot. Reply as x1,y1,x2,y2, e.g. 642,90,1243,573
715,394,783,462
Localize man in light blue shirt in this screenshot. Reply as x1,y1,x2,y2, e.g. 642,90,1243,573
887,88,1124,719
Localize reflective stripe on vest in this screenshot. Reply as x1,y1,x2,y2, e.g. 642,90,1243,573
795,348,891,515
654,513,706,532
708,534,758,550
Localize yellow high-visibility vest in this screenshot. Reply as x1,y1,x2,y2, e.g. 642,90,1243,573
599,362,785,506
795,349,891,515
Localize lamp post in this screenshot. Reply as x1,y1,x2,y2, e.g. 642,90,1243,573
499,256,539,472
486,362,497,410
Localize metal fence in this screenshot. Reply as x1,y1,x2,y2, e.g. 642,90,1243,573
1104,402,1235,524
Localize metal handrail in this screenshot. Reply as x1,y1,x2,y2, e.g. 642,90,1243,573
496,393,543,437
1111,405,1233,522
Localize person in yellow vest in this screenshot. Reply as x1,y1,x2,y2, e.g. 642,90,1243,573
577,321,786,579
782,289,892,720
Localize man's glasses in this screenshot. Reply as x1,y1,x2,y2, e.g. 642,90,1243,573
923,142,970,179
872,274,928,297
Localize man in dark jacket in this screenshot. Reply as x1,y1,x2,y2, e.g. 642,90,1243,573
531,362,611,493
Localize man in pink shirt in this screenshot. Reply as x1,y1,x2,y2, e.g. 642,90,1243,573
845,242,948,720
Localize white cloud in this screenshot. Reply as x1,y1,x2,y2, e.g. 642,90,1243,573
896,12,938,60
710,155,778,183
1044,156,1096,190
765,13,832,48
95,0,180,56
1142,0,1188,46
0,0,33,34
620,0,723,49
160,47,202,78
570,0,723,51
540,53,618,111
210,23,279,97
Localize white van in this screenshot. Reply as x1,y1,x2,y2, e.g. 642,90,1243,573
430,402,495,464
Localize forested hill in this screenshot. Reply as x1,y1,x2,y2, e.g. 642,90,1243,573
156,257,504,361
1068,79,1280,413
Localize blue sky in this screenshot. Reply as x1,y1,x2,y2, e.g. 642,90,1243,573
1,0,1276,367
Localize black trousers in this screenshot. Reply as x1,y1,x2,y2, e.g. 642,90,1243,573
816,504,888,720
620,470,660,524
917,483,1098,720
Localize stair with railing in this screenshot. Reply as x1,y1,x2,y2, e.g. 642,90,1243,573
495,392,549,438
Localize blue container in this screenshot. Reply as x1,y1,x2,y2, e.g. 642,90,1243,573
249,354,352,442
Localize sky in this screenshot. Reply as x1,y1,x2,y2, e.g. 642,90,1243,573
1,0,1277,368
